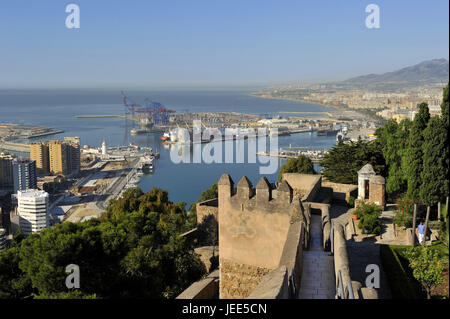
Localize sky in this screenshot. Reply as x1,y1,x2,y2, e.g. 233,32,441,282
0,0,448,88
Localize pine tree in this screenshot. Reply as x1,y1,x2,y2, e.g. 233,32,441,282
405,103,430,201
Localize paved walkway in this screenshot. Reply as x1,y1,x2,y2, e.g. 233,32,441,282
298,214,335,299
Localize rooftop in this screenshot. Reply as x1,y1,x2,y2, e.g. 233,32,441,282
17,189,49,199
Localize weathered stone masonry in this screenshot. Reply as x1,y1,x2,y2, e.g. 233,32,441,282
218,174,308,299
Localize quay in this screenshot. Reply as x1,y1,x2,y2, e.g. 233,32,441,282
256,147,328,162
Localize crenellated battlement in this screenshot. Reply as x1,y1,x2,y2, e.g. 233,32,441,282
218,174,312,298
218,174,300,215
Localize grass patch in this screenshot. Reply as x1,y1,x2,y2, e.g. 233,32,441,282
380,245,423,299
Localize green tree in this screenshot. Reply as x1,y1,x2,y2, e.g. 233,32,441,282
420,116,448,206
406,247,444,299
441,83,449,129
376,119,410,195
440,84,449,200
405,103,430,201
320,139,385,184
279,154,315,181
0,247,32,298
1,187,206,299
354,202,382,235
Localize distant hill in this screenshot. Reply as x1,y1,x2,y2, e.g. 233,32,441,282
341,58,449,89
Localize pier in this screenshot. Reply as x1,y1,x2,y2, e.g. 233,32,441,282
256,147,328,162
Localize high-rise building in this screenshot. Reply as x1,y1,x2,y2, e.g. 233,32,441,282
17,189,49,235
13,159,37,193
30,138,80,176
30,142,50,175
48,140,68,175
64,137,81,175
0,153,14,190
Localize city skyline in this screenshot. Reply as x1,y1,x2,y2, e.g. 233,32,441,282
0,0,448,88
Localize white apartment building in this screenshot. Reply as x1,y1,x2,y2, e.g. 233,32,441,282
17,189,49,235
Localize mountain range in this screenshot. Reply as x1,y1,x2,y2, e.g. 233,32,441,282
339,58,449,90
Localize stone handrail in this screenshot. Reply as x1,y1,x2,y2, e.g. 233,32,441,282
176,270,219,299
247,266,289,299
305,202,331,251
332,212,378,299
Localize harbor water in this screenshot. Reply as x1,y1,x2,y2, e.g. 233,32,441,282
0,89,337,206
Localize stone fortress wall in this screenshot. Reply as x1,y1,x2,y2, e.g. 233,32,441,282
218,174,312,299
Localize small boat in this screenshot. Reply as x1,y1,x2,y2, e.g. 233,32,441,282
161,132,170,141
139,155,154,173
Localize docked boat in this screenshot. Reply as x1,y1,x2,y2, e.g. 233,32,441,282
161,132,170,141
138,155,154,173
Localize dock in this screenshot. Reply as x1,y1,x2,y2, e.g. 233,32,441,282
256,147,328,163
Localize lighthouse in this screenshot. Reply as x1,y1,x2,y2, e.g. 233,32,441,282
101,139,107,155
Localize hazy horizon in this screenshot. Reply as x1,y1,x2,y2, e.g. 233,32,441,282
1,0,448,89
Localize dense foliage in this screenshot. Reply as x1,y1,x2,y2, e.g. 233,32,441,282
406,246,445,299
354,202,382,235
420,116,449,206
375,118,411,195
393,197,414,228
320,83,448,207
404,103,429,200
0,187,206,299
320,139,386,184
278,154,315,181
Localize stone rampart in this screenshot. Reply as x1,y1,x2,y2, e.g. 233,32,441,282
218,174,307,299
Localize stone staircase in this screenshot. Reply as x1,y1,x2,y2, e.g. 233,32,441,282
298,213,335,299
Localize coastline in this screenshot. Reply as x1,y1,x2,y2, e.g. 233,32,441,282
248,92,383,123
248,92,342,112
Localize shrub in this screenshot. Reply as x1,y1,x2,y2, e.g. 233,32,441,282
354,202,382,219
405,246,445,299
393,210,413,228
393,197,414,228
355,202,382,235
347,196,355,208
359,213,382,235
380,245,421,299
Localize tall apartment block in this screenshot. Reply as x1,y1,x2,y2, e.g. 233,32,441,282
30,138,80,177
48,140,69,175
0,153,14,190
17,189,49,235
64,137,81,175
13,159,37,193
30,142,50,175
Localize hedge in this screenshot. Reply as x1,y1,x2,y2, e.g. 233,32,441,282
380,245,422,299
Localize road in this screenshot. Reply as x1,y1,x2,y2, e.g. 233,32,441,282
96,158,139,210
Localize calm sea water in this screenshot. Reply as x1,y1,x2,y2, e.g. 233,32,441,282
0,89,336,206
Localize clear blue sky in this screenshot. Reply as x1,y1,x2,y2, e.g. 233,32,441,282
0,0,448,88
